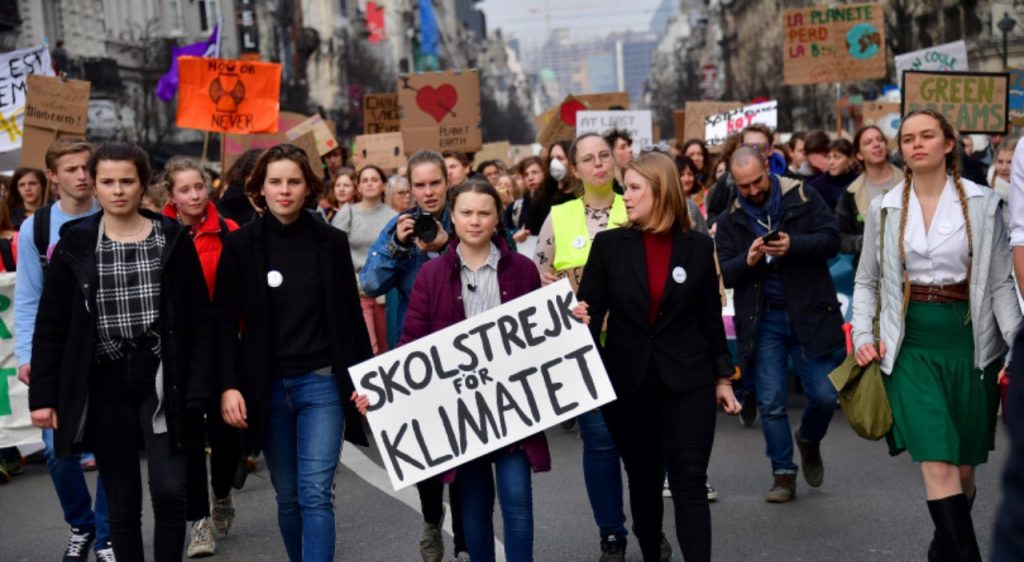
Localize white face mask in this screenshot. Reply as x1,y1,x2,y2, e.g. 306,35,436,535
549,159,567,181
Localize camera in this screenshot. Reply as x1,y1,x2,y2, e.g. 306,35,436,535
405,208,439,243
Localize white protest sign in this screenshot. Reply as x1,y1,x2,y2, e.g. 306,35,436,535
575,110,653,156
704,101,778,148
0,273,39,450
895,40,968,86
0,45,54,155
349,279,615,490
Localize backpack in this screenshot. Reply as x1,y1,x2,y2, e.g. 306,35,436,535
33,203,54,270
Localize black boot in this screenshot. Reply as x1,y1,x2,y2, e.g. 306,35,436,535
927,494,982,562
927,488,977,560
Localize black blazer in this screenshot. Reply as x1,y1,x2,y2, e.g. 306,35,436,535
214,212,372,454
29,210,217,458
578,226,733,398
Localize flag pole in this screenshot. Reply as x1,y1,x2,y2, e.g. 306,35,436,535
201,131,210,167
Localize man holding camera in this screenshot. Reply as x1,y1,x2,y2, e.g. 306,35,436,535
714,146,844,504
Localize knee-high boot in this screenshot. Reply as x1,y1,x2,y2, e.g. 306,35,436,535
927,488,976,561
927,494,981,562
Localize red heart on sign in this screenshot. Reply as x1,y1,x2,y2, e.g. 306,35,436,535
416,85,458,123
560,99,586,126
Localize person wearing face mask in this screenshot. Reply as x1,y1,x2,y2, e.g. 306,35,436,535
574,151,740,562
535,133,672,562
836,126,903,271
331,165,397,355
809,139,860,212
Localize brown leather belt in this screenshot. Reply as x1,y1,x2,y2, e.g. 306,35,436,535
909,282,969,303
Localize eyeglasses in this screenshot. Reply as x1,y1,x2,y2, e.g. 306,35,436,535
639,142,671,155
577,151,613,166
743,142,770,153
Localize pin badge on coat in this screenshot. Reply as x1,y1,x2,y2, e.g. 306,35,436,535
267,270,283,288
573,236,587,249
672,266,687,284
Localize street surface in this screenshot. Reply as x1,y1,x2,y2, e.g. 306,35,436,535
2,394,1010,561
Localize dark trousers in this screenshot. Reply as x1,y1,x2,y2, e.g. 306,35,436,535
418,478,467,552
185,411,242,520
87,349,188,562
603,372,716,562
994,325,1024,561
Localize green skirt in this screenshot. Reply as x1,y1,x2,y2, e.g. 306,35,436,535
884,301,1000,465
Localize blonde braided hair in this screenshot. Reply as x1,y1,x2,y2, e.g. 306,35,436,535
896,110,973,287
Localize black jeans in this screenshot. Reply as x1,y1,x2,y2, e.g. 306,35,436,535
185,410,242,520
87,348,188,562
418,478,467,552
603,372,717,562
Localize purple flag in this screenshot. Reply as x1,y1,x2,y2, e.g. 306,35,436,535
156,23,220,102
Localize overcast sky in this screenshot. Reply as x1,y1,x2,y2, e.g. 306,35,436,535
478,0,666,47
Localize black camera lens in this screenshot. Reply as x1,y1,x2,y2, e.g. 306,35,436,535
413,214,439,243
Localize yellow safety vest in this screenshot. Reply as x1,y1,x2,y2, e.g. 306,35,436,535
550,195,628,272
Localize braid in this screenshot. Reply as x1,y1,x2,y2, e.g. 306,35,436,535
951,166,973,285
899,166,912,268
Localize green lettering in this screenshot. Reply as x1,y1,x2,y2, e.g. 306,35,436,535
0,295,12,340
976,78,994,104
0,368,17,416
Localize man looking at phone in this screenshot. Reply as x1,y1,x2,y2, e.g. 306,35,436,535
714,146,845,504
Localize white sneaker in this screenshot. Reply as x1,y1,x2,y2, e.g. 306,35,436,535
95,544,117,562
662,477,672,498
187,517,216,558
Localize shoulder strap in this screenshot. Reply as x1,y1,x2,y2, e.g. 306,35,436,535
34,203,53,269
0,238,15,272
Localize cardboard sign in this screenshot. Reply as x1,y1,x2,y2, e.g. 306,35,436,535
576,110,653,155
576,91,630,111
894,40,969,86
902,71,1009,134
0,45,54,155
221,111,310,173
782,3,886,85
704,101,778,147
683,101,742,143
354,132,407,170
398,70,482,154
177,57,282,134
472,141,512,167
672,110,686,140
1010,69,1024,127
509,144,535,164
285,114,338,156
24,75,90,133
291,131,323,172
536,96,582,147
364,93,400,134
0,273,40,450
863,101,902,139
349,279,615,489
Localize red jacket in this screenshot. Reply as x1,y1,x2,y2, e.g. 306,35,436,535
163,201,238,298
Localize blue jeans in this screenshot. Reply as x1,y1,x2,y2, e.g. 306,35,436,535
262,373,344,562
42,429,111,549
577,410,627,540
459,449,534,562
752,310,838,473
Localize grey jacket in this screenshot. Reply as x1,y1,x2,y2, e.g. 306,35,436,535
851,176,1020,374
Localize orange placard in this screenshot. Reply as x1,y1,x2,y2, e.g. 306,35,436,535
176,57,282,134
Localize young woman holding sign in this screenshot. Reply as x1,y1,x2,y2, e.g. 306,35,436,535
215,144,373,562
574,152,740,562
851,110,1020,561
355,179,550,562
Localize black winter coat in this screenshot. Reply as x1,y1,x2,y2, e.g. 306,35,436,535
28,211,217,458
714,176,844,373
214,212,372,455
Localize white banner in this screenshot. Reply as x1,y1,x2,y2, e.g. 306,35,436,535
704,101,778,147
0,45,54,155
349,279,615,489
0,273,37,449
575,110,653,156
895,40,969,85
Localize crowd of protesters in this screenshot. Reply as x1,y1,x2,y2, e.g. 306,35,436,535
1,109,1022,562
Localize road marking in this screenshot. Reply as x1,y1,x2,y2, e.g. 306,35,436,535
342,446,507,561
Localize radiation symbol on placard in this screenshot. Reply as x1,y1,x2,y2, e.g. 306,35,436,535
209,72,246,113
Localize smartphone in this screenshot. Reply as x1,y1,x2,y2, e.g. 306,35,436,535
763,230,781,243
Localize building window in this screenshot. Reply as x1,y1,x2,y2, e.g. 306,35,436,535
168,0,184,34
199,0,220,32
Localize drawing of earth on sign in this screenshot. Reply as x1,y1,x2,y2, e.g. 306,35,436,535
847,23,881,60
210,73,246,113
416,84,457,123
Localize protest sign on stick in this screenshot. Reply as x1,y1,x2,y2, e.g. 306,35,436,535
177,57,282,134
364,93,400,134
20,75,91,169
398,70,482,154
703,101,778,148
782,2,886,85
1010,69,1024,127
862,101,901,140
285,114,338,156
902,71,1009,134
683,101,742,144
0,273,40,450
0,45,54,163
576,110,653,155
350,279,616,490
354,132,407,170
894,40,968,86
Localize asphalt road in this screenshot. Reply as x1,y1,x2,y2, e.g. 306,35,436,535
1,396,1011,561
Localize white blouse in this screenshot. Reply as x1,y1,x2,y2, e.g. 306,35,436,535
903,177,970,285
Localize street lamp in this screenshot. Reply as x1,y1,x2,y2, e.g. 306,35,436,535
998,13,1017,68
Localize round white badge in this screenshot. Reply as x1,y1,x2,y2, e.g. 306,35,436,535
573,236,587,249
938,222,954,235
267,270,284,288
672,266,687,284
